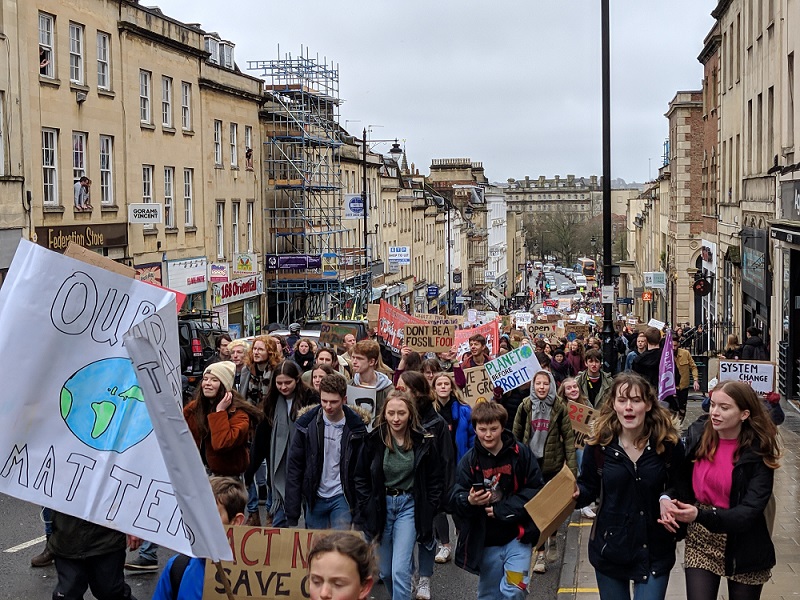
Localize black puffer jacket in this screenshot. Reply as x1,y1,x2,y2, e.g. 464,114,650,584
48,513,126,559
576,439,685,582
741,335,767,360
420,404,456,502
676,415,776,576
284,405,368,526
353,425,443,544
449,432,543,575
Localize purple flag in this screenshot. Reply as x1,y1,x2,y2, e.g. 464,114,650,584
658,328,677,403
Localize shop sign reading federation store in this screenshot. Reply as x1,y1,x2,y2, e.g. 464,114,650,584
128,203,164,224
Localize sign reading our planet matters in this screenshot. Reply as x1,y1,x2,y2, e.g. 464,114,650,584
484,344,542,393
0,240,232,561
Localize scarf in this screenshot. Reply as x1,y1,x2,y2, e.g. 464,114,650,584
268,395,293,516
528,371,556,459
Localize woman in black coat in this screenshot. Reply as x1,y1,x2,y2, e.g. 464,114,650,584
662,381,780,600
574,372,684,600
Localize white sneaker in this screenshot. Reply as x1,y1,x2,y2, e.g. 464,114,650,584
545,537,558,562
416,576,431,600
434,545,452,563
533,553,547,574
581,506,596,519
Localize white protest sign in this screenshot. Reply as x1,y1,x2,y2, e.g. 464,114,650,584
347,385,378,427
718,360,775,394
647,318,666,330
0,241,231,560
484,344,541,393
515,312,533,327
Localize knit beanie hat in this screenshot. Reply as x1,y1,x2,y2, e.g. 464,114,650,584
204,361,236,392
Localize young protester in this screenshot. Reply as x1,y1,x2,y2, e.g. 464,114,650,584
549,347,574,387
301,346,349,387
396,371,453,600
431,372,474,564
576,349,613,407
565,339,586,374
557,377,596,519
354,390,443,600
308,363,335,392
203,333,232,370
450,402,544,600
741,326,768,360
460,333,490,368
393,345,423,385
307,532,377,600
512,370,577,573
624,332,647,372
719,334,743,360
631,327,663,390
573,372,684,600
152,477,247,600
247,360,320,527
662,381,780,600
293,337,317,373
245,335,282,406
350,339,395,419
285,373,368,530
183,361,263,477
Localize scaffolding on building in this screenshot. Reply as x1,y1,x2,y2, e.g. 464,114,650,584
248,50,370,324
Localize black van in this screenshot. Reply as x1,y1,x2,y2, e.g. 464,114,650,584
178,310,227,387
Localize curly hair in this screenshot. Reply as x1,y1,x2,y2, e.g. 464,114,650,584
246,336,282,371
697,380,780,469
589,372,678,454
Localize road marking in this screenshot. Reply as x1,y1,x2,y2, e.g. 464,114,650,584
568,522,594,527
4,535,47,553
557,588,600,593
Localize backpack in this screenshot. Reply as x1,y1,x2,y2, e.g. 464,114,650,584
169,554,192,600
753,343,768,361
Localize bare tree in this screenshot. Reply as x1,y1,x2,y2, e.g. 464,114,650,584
524,212,600,266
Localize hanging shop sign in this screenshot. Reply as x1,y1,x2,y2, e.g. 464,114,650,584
344,193,365,219
211,273,263,307
128,203,163,224
693,277,713,296
232,253,257,275
388,246,411,266
34,223,128,252
427,285,439,298
167,257,208,295
134,262,162,286
209,263,229,283
701,240,717,274
644,271,666,290
642,290,653,301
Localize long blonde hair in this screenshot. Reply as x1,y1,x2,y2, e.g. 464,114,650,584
376,390,421,452
589,372,678,454
432,371,468,406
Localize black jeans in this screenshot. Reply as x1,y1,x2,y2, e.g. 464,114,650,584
53,550,134,600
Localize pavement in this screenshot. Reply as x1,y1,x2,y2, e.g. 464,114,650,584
556,396,800,600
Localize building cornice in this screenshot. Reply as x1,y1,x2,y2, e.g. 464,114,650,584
118,20,207,60
711,0,733,19
198,78,264,103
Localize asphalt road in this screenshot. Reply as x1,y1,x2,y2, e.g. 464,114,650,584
1,492,567,600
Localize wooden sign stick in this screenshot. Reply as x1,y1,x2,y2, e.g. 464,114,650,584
214,562,236,600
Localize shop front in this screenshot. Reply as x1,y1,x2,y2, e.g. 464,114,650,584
167,257,208,311
212,273,263,338
741,227,771,338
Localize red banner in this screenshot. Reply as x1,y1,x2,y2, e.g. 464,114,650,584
455,320,500,359
377,300,425,352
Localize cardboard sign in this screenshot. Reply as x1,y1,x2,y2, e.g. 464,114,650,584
718,360,775,394
347,385,378,425
525,464,577,550
203,527,355,599
564,323,590,341
527,323,555,338
567,401,596,448
404,323,455,353
484,345,541,393
416,313,463,326
461,367,493,408
319,322,359,347
557,298,573,312
367,304,380,329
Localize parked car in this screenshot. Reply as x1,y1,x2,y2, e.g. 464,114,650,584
178,310,228,388
558,282,577,294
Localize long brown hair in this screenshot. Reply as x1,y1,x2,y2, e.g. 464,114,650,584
432,371,468,407
260,360,318,425
590,372,678,454
377,390,421,452
186,381,263,441
247,336,282,371
697,381,780,469
398,370,441,414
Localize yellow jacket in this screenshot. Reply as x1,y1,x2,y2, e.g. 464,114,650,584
675,348,698,391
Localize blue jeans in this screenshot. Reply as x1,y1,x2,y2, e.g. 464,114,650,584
42,507,53,536
247,462,268,514
305,493,352,530
595,571,670,600
417,538,436,578
139,541,158,561
378,494,416,600
477,538,532,600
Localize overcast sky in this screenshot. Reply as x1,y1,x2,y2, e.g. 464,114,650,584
155,1,715,184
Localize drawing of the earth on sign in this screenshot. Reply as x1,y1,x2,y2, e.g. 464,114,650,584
518,344,533,359
60,358,153,453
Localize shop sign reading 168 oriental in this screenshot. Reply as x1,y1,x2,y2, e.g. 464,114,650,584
212,273,263,307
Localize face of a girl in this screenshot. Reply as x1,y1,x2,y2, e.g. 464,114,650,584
230,346,246,366
423,369,439,384
534,374,550,399
434,376,451,399
312,369,326,390
309,551,372,600
201,373,221,398
252,341,268,364
275,374,297,397
613,383,651,433
298,341,310,354
384,398,410,434
563,380,581,401
709,390,750,439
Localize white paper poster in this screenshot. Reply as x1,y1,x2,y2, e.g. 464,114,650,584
0,241,231,561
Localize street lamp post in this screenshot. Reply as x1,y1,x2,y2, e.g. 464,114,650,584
600,0,615,373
